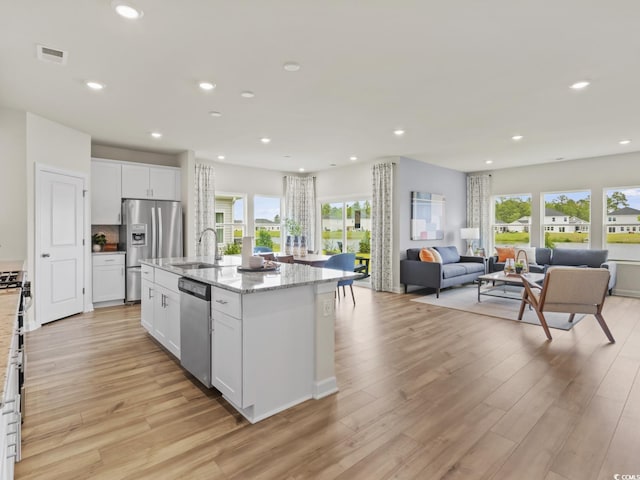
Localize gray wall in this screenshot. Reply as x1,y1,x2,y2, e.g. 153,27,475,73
397,156,468,255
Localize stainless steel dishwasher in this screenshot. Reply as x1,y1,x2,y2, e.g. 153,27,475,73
178,277,212,387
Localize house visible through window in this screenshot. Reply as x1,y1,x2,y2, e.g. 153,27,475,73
215,193,245,252
320,199,371,256
605,187,640,261
542,190,590,248
254,195,281,252
492,194,532,247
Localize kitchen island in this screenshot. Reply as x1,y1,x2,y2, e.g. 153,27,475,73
140,255,359,423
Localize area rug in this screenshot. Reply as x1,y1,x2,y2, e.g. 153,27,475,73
411,284,585,330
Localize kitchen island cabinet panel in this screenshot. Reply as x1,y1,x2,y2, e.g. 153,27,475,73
212,311,242,407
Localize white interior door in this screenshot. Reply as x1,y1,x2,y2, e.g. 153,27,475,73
37,170,85,324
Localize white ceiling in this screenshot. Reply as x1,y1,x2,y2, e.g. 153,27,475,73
2,1,639,173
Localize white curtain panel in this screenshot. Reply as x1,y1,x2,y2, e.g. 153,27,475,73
283,176,316,252
466,174,491,251
194,163,216,256
371,162,394,292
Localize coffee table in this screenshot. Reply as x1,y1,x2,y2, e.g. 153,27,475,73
477,271,545,302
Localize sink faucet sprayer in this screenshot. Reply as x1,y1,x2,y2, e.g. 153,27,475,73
198,228,222,260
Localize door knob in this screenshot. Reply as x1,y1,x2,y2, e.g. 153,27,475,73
41,253,50,258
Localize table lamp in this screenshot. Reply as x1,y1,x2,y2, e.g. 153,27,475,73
460,227,480,256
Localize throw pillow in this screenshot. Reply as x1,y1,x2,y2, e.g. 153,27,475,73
429,247,443,263
495,246,516,263
433,246,460,264
419,248,436,262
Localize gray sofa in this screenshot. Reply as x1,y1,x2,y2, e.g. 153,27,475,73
400,246,485,297
488,247,617,294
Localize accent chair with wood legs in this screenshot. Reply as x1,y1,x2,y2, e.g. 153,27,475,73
519,266,615,342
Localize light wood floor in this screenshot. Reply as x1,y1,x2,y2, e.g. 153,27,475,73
16,288,640,480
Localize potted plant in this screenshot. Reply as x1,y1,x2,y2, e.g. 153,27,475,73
514,261,524,274
92,232,107,252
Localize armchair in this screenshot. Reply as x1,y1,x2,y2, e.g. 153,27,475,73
518,266,614,342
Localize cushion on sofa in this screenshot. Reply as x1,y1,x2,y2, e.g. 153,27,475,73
433,246,460,264
550,248,608,268
442,264,466,279
406,248,422,261
419,248,441,262
495,246,516,262
460,262,486,274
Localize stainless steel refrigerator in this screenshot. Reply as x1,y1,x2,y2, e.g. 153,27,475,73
120,199,183,302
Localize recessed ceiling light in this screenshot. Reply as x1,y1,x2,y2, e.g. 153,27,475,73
199,82,216,91
86,81,105,90
350,156,358,161
512,135,523,141
150,132,162,139
619,139,631,145
570,81,590,90
217,155,225,160
260,137,271,144
112,1,143,19
393,129,405,136
208,111,222,117
299,168,305,172
241,91,255,98
485,160,493,164
283,62,301,72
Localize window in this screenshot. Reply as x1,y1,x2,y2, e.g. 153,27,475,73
605,187,640,260
254,195,281,252
215,193,245,251
542,190,590,248
492,194,532,247
320,199,371,256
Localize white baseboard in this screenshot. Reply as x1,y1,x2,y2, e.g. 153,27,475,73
313,377,338,399
612,288,640,298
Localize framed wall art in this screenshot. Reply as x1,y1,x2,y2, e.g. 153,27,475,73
410,192,445,240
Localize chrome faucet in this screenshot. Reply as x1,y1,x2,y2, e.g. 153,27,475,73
198,228,222,260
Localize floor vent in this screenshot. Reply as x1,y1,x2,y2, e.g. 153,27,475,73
37,44,68,65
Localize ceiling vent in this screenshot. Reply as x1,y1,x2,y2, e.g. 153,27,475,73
37,44,68,65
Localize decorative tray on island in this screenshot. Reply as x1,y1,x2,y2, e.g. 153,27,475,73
237,262,280,273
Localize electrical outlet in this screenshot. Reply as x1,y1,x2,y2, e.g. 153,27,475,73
322,298,333,317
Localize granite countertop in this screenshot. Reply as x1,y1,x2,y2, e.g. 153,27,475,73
0,289,20,399
140,256,360,294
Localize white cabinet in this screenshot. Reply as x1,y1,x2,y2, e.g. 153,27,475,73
121,164,180,201
212,296,243,406
141,279,154,333
1,295,22,478
91,159,122,224
92,253,125,305
140,265,181,359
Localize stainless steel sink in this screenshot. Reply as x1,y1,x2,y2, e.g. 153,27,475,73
169,262,220,270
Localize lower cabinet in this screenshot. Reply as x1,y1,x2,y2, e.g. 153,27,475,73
92,253,125,305
140,266,181,360
212,311,242,406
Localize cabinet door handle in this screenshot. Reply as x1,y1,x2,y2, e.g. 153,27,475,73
215,299,228,305
118,212,121,224
104,259,115,262
41,253,50,258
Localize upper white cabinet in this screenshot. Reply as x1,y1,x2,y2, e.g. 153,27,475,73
122,164,180,201
91,159,122,224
